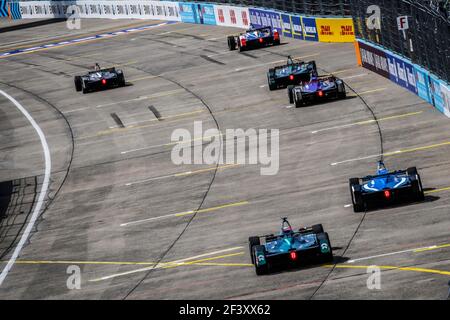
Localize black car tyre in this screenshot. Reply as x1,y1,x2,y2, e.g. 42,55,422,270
287,85,295,103
349,178,365,212
294,91,304,108
407,167,425,201
317,232,333,263
253,245,269,275
312,224,324,234
74,76,82,92
249,236,260,265
227,36,236,51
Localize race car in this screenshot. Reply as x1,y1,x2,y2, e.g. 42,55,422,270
74,65,126,94
227,25,280,52
248,218,333,275
287,75,346,108
349,161,425,213
267,56,317,91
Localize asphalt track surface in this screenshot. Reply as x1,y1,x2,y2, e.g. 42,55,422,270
0,19,449,299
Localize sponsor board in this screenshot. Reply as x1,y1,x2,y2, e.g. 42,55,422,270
290,15,304,40
301,17,318,41
316,18,355,42
0,0,7,17
179,2,216,25
214,5,249,29
248,8,282,33
281,13,292,38
18,1,181,21
386,52,418,94
358,40,390,78
428,75,445,113
414,65,432,104
441,82,450,117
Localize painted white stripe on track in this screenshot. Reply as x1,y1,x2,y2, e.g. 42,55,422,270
0,89,52,286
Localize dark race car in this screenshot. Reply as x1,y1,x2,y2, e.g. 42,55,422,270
287,75,346,108
74,65,125,94
267,56,317,91
249,218,333,275
349,161,425,212
227,25,280,52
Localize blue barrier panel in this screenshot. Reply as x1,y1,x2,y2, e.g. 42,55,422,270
197,3,216,25
386,52,418,95
281,13,292,38
179,2,197,24
0,0,7,17
301,17,318,42
414,65,432,104
429,74,445,114
249,7,281,34
291,15,304,40
9,2,22,20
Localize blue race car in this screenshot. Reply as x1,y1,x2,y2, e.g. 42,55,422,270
267,56,317,91
249,218,333,275
227,25,280,52
349,162,425,212
288,75,346,107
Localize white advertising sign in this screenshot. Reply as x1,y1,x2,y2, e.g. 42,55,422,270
19,1,181,21
214,5,250,29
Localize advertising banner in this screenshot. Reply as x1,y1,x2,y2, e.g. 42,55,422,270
428,75,445,113
280,13,292,38
0,0,7,17
214,5,249,29
301,17,318,42
290,15,304,40
179,2,216,25
248,8,281,33
441,82,450,118
316,18,355,42
386,52,418,94
358,40,390,78
18,1,181,21
414,65,432,104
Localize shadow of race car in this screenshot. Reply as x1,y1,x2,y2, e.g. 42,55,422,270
249,218,333,275
267,56,317,91
287,75,346,107
227,25,280,52
349,161,425,212
74,66,125,94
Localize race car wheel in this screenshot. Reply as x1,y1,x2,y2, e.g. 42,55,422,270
294,91,304,108
338,84,347,99
249,236,260,265
253,245,269,275
267,69,276,91
118,73,126,87
407,167,425,201
317,232,333,263
227,36,236,51
349,178,365,212
82,84,89,94
312,224,324,234
287,85,295,103
74,76,82,92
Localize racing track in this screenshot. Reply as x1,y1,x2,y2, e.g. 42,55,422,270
0,19,449,299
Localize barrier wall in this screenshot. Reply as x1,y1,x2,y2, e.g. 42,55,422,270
356,39,450,118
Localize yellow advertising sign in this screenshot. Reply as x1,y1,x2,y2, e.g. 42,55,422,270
316,18,355,43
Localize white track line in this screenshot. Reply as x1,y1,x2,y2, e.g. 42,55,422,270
346,244,445,264
89,247,243,282
0,89,51,286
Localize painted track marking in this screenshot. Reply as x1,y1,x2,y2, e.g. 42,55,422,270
120,201,249,227
0,89,52,286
